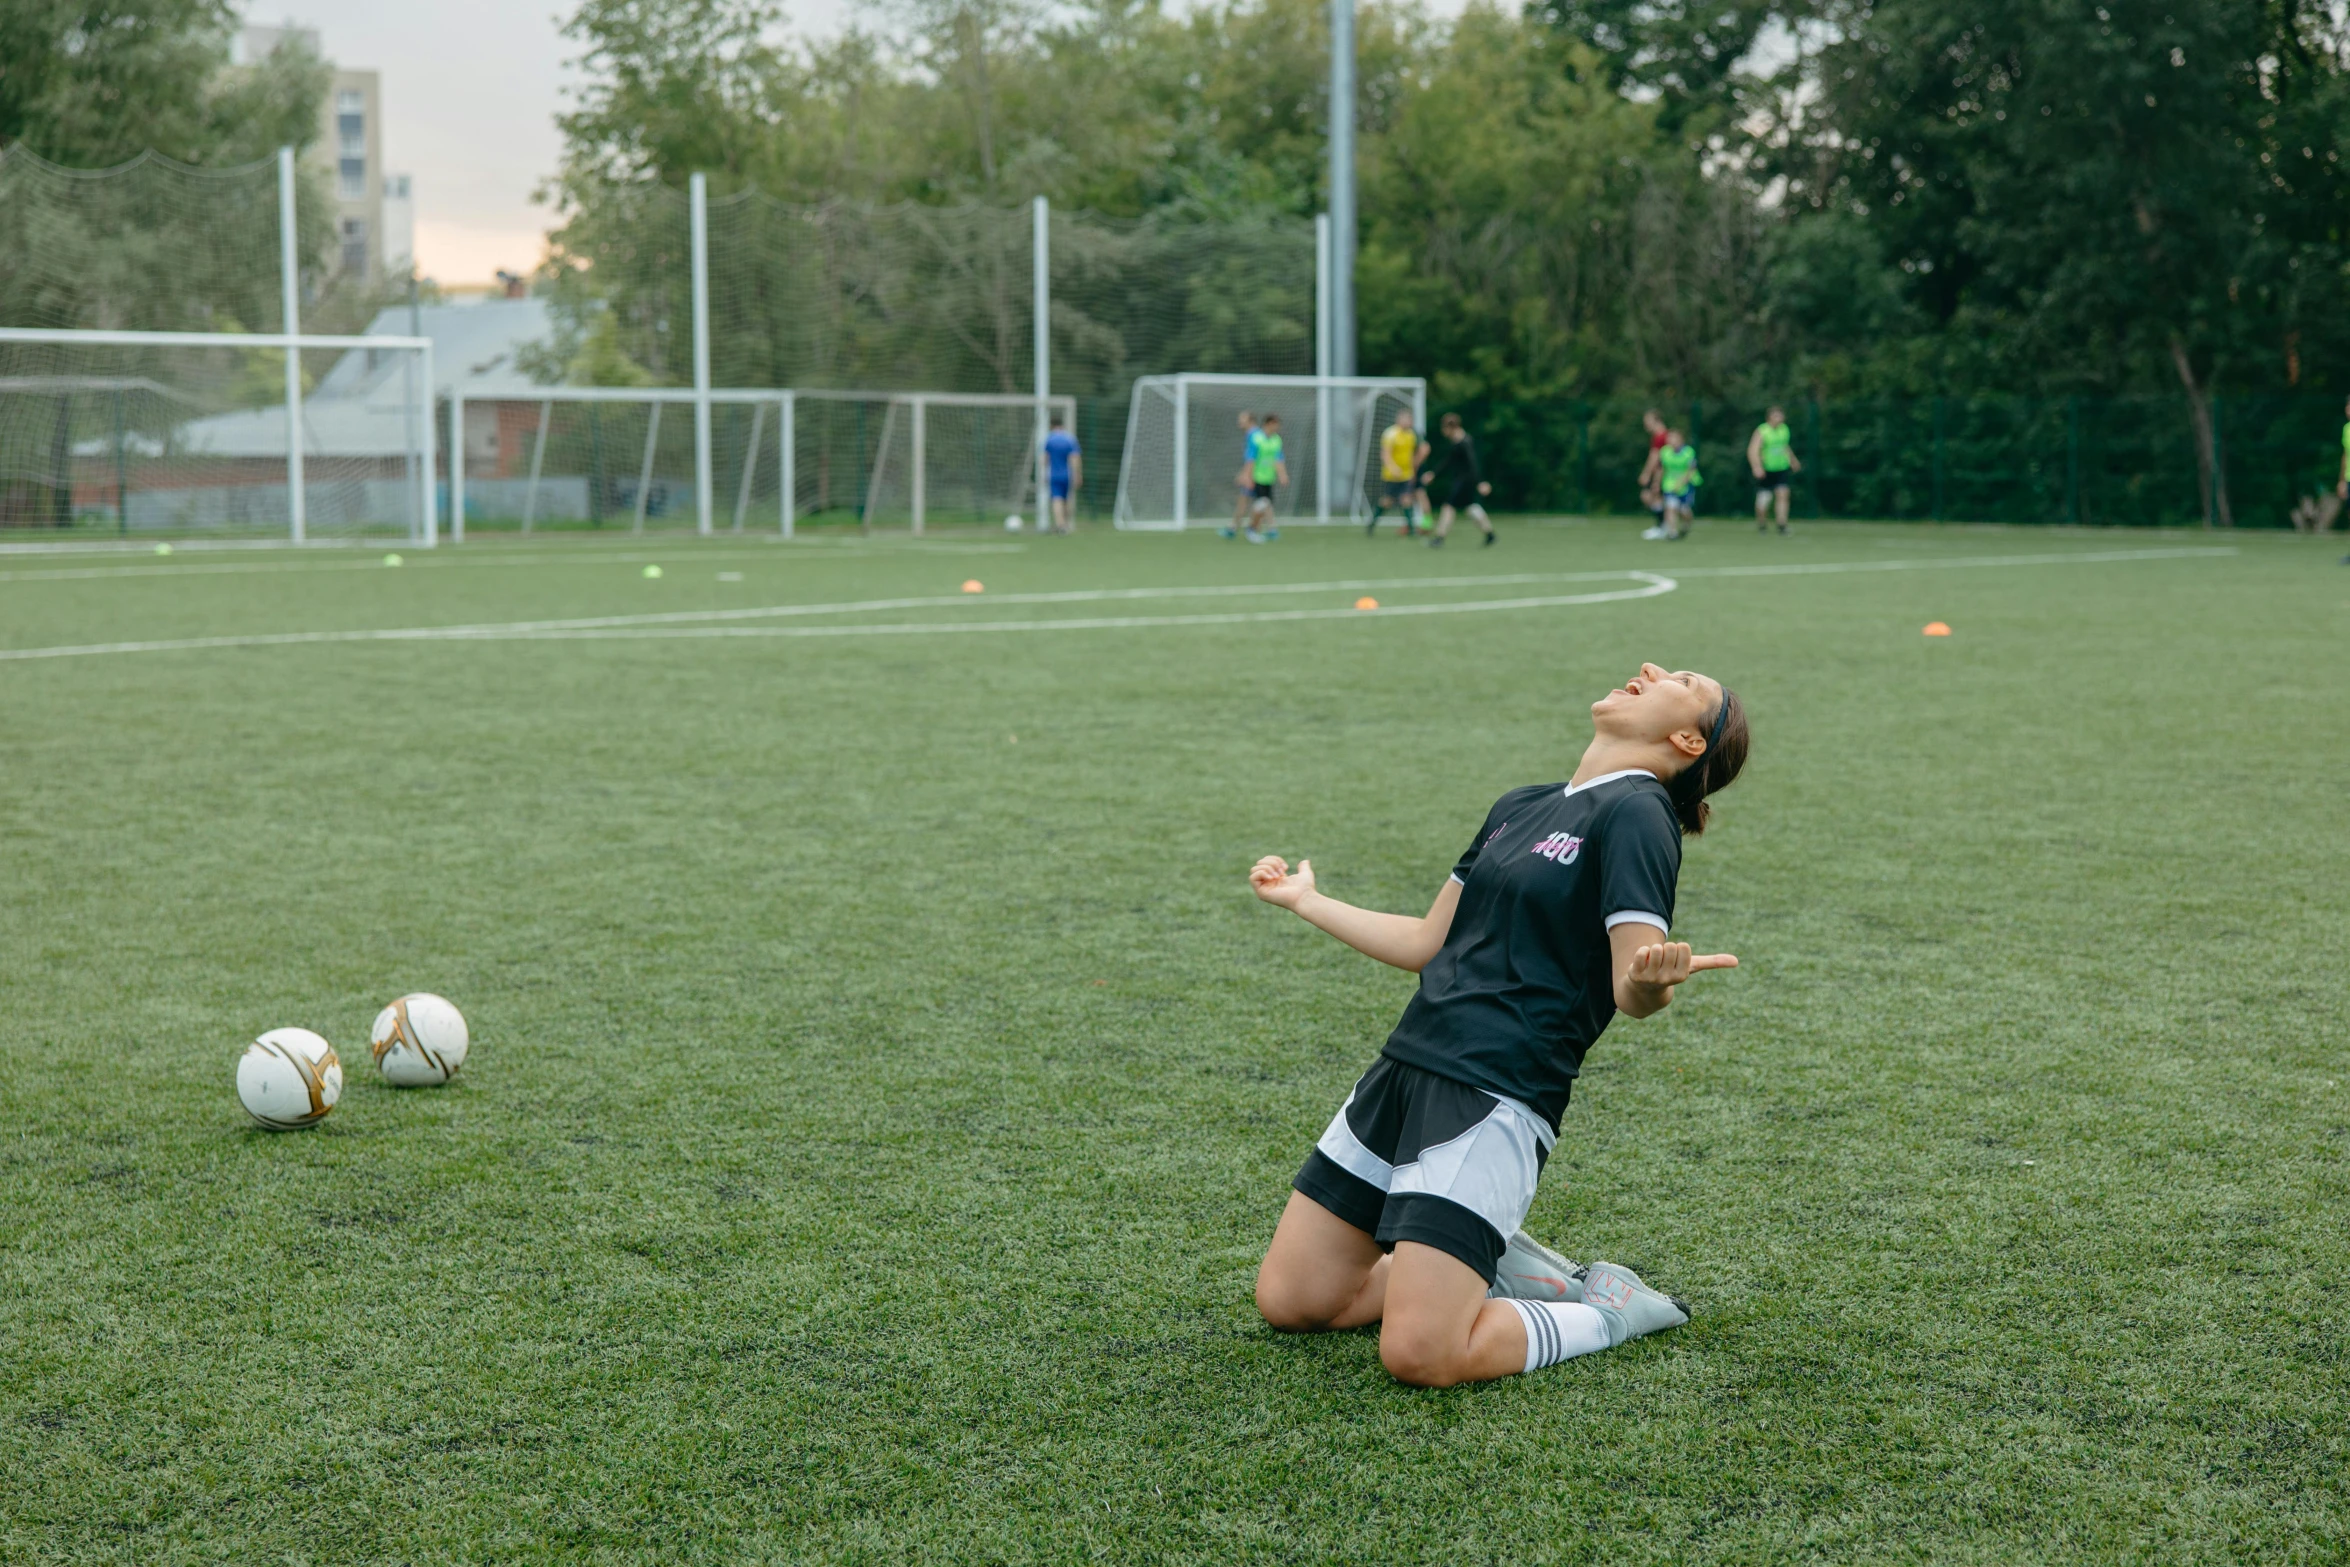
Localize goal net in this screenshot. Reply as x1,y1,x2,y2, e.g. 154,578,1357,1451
450,389,1077,535
1114,374,1425,530
0,329,434,542
847,392,1075,531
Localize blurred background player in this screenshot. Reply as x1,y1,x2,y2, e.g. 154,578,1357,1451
1042,414,1081,534
1637,408,1668,530
1423,413,1496,548
1244,413,1287,541
1369,407,1430,537
1747,406,1800,535
1647,427,1699,540
1221,410,1260,540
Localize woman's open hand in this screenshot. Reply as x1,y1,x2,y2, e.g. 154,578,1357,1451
1625,941,1737,990
1250,855,1316,910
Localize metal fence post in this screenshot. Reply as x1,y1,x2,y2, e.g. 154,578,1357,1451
2066,395,2081,525
1575,405,1589,514
420,342,438,546
1033,196,1051,523
1931,396,1945,522
690,172,713,537
910,395,926,534
1173,378,1189,527
2211,395,2226,528
448,391,466,544
1807,398,1822,518
779,392,796,538
277,147,306,544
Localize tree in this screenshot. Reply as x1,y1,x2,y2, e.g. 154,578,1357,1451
0,0,321,165
1782,0,2350,524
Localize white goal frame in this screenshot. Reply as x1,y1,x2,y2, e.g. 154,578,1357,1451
1113,372,1426,530
0,325,437,545
448,387,1076,541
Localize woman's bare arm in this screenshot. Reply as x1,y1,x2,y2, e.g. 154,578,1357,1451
1249,856,1460,973
1607,922,1738,1018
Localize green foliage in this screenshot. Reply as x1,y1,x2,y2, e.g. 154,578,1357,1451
1777,0,2350,397
0,0,322,166
3,527,2348,1559
0,5,332,334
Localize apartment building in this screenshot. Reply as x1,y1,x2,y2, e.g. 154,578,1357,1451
234,27,414,282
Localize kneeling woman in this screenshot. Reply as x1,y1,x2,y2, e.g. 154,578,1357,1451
1249,663,1748,1387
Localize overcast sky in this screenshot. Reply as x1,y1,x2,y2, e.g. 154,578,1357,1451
246,0,1479,285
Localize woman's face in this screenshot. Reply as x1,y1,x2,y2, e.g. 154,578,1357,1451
1590,663,1723,748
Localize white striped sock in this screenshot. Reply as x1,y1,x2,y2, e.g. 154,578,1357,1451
1508,1299,1611,1372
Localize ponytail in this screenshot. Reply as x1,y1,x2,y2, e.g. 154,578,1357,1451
1666,688,1748,836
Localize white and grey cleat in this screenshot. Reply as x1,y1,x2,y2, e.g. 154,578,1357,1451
1488,1230,1587,1303
1580,1261,1691,1347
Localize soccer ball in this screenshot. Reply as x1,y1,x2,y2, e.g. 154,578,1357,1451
370,993,469,1086
237,1028,343,1130
1004,514,1023,531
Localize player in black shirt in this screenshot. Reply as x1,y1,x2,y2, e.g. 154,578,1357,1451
1249,662,1749,1387
1422,413,1496,548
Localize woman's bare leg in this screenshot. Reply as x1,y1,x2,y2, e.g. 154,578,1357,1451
1377,1241,1531,1388
1255,1192,1389,1331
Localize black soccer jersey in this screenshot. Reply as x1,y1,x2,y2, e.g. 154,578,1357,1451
1379,770,1682,1130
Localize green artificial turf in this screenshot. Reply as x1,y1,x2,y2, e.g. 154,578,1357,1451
2,520,2345,1564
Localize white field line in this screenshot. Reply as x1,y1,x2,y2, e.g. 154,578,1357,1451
0,546,2236,662
0,541,1025,584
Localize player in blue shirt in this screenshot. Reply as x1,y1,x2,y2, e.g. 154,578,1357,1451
1042,416,1081,534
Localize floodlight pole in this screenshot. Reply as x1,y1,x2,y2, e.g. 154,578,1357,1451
690,173,714,537
1328,0,1356,381
277,147,307,544
1315,214,1332,523
1033,196,1051,522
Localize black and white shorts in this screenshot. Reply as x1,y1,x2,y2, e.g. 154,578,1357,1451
1293,1056,1557,1283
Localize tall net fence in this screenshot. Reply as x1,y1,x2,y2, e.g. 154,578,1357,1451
1446,393,2346,529
0,335,431,538
449,390,1074,534
545,188,1315,513
0,147,366,334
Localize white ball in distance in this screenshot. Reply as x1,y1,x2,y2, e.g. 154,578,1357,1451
371,993,470,1087
237,1028,343,1130
1004,514,1022,532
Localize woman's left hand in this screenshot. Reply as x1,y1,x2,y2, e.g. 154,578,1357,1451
1626,941,1737,989
1476,481,1491,496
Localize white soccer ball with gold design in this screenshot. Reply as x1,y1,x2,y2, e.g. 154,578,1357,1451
371,993,469,1086
236,1028,343,1130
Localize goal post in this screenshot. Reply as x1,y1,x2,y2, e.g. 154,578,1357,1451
0,326,436,544
445,387,1077,538
1114,373,1425,530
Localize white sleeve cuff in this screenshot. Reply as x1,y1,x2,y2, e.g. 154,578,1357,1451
1604,910,1668,932
1448,873,1465,886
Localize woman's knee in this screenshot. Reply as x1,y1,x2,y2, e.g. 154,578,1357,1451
1378,1320,1468,1388
1253,1267,1333,1333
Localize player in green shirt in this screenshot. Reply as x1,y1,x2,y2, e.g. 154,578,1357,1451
1747,406,1801,535
1244,413,1288,543
1644,429,1700,541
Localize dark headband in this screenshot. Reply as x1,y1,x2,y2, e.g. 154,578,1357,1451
1705,687,1731,763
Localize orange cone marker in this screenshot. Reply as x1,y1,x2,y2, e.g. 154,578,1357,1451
1922,621,1952,637
962,579,985,594
1354,596,1379,611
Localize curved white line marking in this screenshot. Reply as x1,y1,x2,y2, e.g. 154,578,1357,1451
470,577,1684,642
0,546,2237,661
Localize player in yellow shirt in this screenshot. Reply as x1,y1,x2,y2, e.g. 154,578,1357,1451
1367,408,1430,537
